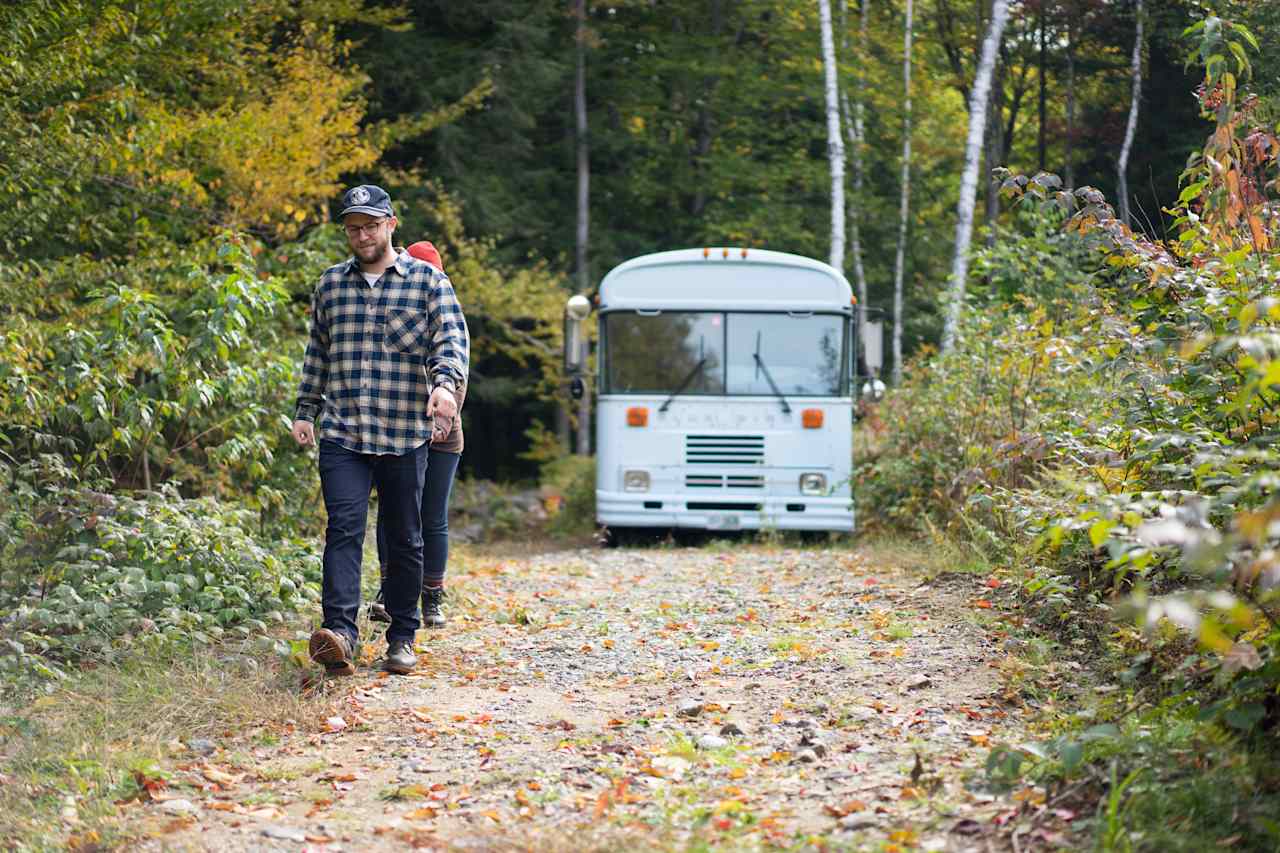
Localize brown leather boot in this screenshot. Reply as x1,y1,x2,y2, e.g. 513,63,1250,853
422,586,446,629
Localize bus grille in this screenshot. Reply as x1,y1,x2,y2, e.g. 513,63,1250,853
684,474,766,489
685,434,765,466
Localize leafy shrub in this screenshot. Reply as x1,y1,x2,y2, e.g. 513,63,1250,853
0,461,320,695
540,455,597,538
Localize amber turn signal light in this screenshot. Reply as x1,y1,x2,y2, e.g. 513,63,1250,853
627,406,649,427
802,409,824,429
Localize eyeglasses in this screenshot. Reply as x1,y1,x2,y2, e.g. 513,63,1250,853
343,219,388,237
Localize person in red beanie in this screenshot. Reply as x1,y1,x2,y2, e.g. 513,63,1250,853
370,240,464,629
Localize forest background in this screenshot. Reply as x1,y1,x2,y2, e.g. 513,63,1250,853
3,0,1280,848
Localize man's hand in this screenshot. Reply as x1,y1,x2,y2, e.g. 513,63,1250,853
291,419,316,447
426,386,457,422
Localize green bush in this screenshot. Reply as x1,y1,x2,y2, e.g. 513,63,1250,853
540,454,597,538
0,461,320,695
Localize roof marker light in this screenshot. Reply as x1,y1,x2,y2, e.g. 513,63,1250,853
721,248,729,259
741,248,749,258
702,247,710,259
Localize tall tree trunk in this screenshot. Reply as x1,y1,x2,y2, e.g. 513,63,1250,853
1065,4,1076,190
843,0,869,310
983,58,1003,248
1117,0,1143,227
574,0,591,456
819,0,846,270
1037,0,1047,172
941,0,1010,353
892,0,913,386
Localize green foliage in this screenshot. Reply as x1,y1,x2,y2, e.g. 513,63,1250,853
0,462,320,696
540,455,597,539
865,20,1280,847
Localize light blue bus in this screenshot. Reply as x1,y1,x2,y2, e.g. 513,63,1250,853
566,248,875,535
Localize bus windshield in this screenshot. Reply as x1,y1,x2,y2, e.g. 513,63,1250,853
605,311,846,396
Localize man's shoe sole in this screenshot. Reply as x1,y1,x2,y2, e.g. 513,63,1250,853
310,629,355,676
382,657,416,675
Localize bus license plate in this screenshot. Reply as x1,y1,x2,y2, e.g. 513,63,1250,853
707,514,741,531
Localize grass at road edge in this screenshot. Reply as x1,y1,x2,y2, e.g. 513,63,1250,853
0,643,327,851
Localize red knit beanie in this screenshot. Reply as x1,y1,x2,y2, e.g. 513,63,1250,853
407,241,443,270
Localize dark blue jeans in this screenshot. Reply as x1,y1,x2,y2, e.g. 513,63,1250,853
318,440,427,649
376,448,460,587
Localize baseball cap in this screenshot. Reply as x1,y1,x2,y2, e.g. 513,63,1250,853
339,184,394,218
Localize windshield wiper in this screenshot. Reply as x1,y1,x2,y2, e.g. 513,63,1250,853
753,331,791,414
659,357,707,412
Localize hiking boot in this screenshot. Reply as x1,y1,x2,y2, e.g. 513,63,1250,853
422,586,446,629
368,587,391,623
382,639,418,675
309,628,355,677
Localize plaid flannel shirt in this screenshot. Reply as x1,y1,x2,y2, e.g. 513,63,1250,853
294,252,470,456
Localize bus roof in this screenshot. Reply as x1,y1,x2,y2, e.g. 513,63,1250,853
598,248,854,313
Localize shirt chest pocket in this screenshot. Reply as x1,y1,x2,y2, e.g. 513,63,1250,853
384,307,428,355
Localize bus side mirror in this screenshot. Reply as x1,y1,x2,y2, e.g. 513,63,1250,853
564,294,592,374
862,319,884,378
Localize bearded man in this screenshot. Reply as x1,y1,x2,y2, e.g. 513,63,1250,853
290,185,469,676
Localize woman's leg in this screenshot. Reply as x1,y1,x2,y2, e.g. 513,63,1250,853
420,449,460,627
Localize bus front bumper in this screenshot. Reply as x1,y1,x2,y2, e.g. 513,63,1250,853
597,491,854,533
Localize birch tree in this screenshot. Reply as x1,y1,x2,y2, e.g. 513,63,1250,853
573,0,590,455
1117,0,1144,227
842,0,870,309
940,0,1010,353
819,0,845,270
892,0,914,385
1065,1,1077,189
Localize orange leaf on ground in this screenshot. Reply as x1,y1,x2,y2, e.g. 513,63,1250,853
974,600,993,609
824,800,869,817
405,807,438,820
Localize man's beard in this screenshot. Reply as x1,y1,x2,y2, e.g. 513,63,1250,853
354,235,390,264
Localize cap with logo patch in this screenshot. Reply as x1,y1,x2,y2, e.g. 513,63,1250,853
339,184,394,219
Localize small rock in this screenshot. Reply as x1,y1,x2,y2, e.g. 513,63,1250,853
651,755,691,781
839,811,878,830
794,749,819,764
159,799,198,816
261,825,308,842
905,674,932,690
719,720,746,737
187,738,216,755
847,706,878,721
696,734,728,750
676,700,703,718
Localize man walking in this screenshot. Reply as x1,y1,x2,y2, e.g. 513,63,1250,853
290,185,469,675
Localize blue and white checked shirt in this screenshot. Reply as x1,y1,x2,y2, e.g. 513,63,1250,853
294,252,470,456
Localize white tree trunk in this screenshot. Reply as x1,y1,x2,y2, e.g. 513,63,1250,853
819,0,846,270
1117,0,1143,227
1066,7,1076,190
891,0,913,386
940,0,1010,353
574,0,591,456
844,0,869,310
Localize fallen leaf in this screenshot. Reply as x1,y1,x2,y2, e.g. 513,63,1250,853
201,766,240,786
824,800,869,818
405,807,438,820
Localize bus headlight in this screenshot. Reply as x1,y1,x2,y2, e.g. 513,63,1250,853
799,473,827,495
623,470,651,492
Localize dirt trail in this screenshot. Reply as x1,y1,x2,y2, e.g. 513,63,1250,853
131,544,1047,851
